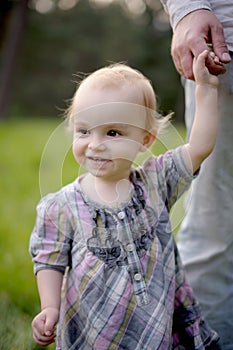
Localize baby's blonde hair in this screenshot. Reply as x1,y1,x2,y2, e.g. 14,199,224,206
66,63,170,135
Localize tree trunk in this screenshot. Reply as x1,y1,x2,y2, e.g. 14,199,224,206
0,0,29,121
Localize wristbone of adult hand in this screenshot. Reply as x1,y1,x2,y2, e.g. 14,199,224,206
193,50,219,87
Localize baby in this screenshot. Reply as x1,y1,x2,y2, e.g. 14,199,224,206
30,50,220,349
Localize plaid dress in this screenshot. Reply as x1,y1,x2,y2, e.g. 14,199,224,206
30,147,219,350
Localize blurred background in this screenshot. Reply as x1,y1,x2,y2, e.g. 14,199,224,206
0,0,185,348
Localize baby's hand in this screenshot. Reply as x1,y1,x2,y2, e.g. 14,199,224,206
32,307,59,346
193,50,219,88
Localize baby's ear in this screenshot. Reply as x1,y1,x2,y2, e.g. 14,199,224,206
140,132,156,152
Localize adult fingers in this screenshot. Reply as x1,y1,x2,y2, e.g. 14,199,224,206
178,51,195,80
172,39,226,79
171,43,194,80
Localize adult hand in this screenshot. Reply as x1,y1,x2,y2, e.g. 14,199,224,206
32,307,59,347
171,9,231,80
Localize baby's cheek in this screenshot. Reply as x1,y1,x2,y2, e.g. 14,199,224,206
72,142,81,162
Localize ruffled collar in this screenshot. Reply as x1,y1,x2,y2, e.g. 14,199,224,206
72,170,157,267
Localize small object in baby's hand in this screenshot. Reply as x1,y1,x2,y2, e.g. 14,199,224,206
207,43,216,58
210,51,216,58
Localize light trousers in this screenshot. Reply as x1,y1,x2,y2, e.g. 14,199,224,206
178,56,233,350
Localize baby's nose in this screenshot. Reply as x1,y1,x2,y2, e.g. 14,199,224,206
88,134,105,150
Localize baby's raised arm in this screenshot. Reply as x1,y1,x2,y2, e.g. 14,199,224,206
183,50,219,173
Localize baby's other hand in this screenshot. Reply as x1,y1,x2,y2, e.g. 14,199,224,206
193,50,219,88
32,307,59,346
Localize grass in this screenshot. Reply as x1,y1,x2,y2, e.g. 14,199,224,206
0,292,38,350
0,118,186,349
0,118,66,350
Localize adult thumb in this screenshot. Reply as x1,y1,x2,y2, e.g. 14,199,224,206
211,26,231,63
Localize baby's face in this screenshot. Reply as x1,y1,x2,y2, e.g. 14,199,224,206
72,85,153,181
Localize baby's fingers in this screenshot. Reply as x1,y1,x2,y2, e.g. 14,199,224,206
32,313,46,335
193,50,219,87
32,326,56,346
193,50,208,81
32,311,57,346
194,50,208,70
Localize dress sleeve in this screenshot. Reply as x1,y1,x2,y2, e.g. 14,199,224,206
29,193,74,275
143,146,197,211
159,0,211,29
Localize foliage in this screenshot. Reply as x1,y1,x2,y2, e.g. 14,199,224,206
9,0,183,120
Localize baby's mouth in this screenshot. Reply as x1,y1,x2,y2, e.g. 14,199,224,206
88,156,111,164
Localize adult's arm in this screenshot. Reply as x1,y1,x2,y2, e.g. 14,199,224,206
160,0,211,30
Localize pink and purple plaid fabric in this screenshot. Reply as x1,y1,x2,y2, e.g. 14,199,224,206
30,147,219,349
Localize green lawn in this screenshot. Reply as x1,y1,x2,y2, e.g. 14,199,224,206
0,118,186,349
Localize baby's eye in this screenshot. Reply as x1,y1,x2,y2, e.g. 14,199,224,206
77,128,89,135
107,129,122,137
